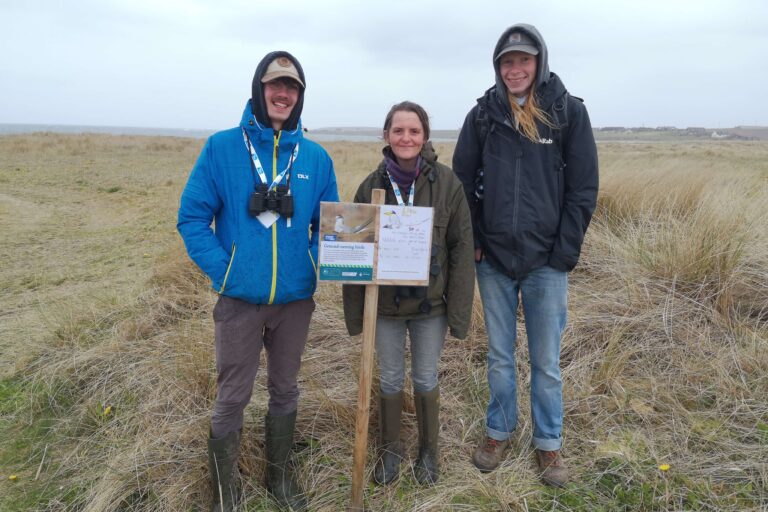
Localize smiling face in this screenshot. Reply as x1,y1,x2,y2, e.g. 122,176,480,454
384,110,426,170
498,51,537,98
263,78,301,131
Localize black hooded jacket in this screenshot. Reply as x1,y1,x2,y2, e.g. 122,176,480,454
453,24,599,279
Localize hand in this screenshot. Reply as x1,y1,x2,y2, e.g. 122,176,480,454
475,248,483,262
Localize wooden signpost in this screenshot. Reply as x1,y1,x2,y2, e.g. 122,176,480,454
317,190,433,510
349,189,383,511
351,265,381,505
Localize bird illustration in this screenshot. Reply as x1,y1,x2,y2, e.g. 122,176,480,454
334,215,374,234
383,210,402,229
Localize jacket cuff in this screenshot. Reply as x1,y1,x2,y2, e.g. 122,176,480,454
450,325,468,340
346,323,362,336
547,253,574,272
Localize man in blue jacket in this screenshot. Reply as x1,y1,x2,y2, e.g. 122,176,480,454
178,51,338,511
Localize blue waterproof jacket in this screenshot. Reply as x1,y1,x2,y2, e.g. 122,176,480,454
177,101,339,304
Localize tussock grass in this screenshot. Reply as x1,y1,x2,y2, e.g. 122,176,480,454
1,134,767,510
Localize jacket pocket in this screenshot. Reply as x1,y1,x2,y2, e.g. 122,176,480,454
218,241,237,293
481,153,517,233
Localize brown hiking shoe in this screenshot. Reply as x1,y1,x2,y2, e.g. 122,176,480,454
472,437,510,472
535,449,568,487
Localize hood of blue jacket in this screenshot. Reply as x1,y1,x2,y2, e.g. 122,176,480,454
240,100,304,146
251,51,306,132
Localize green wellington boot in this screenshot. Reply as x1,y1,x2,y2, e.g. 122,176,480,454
265,411,307,511
373,391,404,484
208,429,241,512
414,387,440,485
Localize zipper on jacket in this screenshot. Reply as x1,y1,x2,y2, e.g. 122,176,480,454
268,131,281,305
219,242,237,294
306,225,317,274
512,148,522,237
308,248,317,274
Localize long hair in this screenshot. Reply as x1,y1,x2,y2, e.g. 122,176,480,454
509,82,554,142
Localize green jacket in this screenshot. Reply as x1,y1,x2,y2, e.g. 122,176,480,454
342,144,475,339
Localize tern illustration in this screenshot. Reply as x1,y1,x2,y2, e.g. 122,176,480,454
383,210,402,229
333,215,374,234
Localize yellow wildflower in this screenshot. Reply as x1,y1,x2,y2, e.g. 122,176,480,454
658,464,670,472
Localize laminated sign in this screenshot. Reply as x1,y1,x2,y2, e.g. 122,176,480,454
318,202,433,285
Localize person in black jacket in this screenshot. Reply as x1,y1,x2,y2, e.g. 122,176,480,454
453,23,598,487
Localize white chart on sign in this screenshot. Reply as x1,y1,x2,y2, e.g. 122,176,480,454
376,205,433,282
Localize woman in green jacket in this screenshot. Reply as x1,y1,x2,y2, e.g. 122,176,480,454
342,101,475,485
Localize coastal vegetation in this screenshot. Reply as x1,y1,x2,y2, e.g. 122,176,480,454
1,133,766,510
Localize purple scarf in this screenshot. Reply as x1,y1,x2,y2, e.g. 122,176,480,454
384,152,421,195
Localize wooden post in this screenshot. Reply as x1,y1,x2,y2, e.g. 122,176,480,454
350,188,384,511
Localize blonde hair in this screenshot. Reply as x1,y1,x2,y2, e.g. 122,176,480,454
508,82,554,142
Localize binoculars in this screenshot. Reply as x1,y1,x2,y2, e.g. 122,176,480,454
249,183,294,218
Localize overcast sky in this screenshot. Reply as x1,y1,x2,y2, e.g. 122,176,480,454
1,0,765,131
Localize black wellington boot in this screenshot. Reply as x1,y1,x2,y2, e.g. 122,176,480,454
414,387,439,485
265,411,307,511
373,391,403,484
208,429,241,512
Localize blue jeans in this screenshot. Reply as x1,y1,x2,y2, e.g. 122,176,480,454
375,314,448,395
476,260,567,451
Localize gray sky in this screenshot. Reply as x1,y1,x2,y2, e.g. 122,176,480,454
1,0,765,131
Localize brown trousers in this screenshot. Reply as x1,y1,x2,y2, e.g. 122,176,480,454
211,295,315,438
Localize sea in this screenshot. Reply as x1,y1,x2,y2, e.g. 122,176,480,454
0,123,216,139
0,123,462,143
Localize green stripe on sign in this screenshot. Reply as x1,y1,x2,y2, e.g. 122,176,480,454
320,264,374,269
319,266,374,281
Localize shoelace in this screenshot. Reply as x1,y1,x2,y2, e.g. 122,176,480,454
482,439,503,453
539,450,563,466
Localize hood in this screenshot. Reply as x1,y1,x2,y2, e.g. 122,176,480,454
378,141,439,181
251,51,306,132
239,101,303,144
419,141,437,164
492,24,551,110
481,72,566,124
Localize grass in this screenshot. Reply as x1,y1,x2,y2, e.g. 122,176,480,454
1,133,767,510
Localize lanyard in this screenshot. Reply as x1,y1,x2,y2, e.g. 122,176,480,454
385,171,415,207
241,128,299,190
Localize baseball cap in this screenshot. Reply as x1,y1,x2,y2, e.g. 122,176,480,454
495,31,539,60
261,56,305,88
